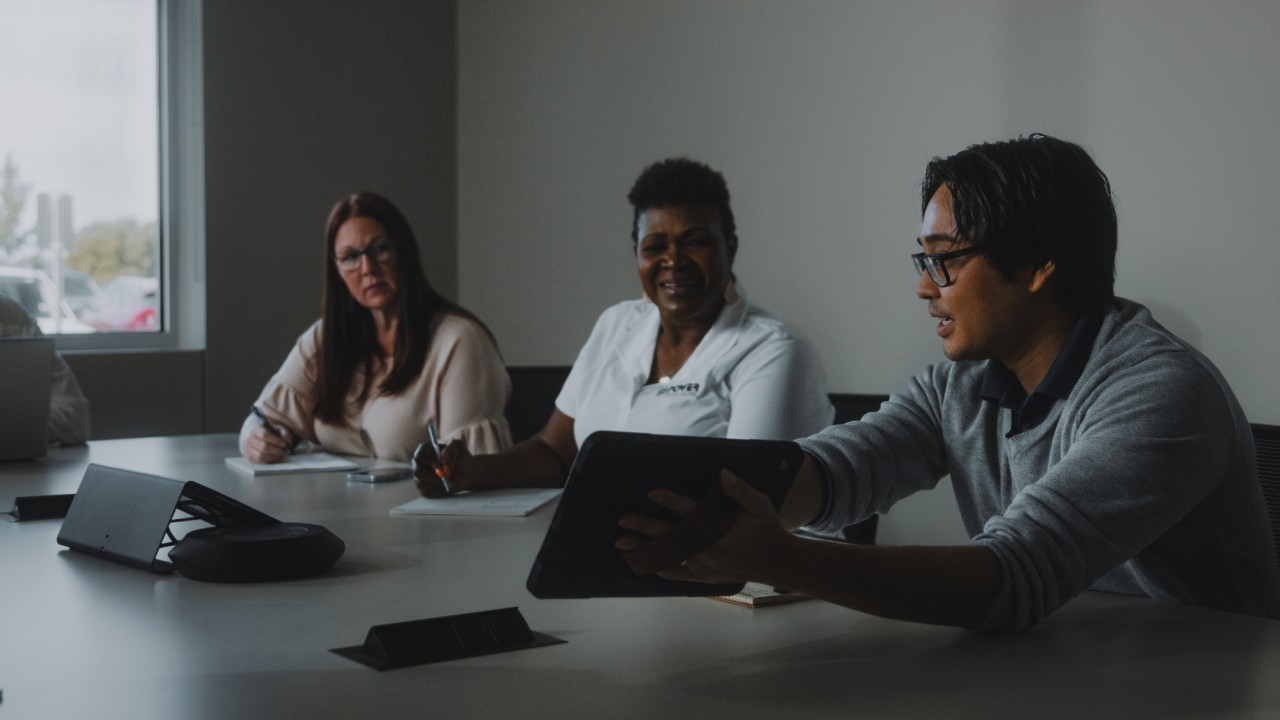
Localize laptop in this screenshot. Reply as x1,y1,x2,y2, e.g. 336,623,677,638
0,336,54,461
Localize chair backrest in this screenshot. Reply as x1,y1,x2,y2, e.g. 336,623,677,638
505,366,572,443
1253,423,1280,572
823,392,891,545
829,393,891,424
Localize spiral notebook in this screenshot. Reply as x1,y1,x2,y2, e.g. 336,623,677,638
710,582,811,608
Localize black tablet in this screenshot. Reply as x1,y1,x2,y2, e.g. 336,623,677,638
526,431,804,598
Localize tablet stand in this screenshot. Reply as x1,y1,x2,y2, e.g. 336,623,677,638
56,464,279,572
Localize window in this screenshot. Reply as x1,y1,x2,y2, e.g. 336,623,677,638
0,0,203,350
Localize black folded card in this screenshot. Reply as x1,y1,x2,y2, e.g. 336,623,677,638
331,607,564,670
11,494,75,521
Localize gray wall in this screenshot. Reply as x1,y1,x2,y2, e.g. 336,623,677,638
200,0,457,432
456,0,1280,544
458,0,1280,428
64,351,205,440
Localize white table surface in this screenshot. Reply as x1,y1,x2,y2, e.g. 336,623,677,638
3,434,1280,719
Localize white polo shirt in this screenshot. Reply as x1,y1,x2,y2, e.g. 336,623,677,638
556,287,832,448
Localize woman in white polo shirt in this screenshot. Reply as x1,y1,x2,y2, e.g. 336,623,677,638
415,158,831,496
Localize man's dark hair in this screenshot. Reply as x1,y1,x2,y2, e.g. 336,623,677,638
921,134,1117,315
627,157,738,254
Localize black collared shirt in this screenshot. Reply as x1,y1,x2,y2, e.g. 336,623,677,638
980,309,1104,437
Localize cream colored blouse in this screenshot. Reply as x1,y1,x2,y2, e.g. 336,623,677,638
240,313,512,462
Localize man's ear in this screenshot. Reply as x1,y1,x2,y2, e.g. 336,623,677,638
1028,260,1056,294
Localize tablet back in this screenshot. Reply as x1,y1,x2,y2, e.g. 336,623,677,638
527,431,803,598
0,337,54,461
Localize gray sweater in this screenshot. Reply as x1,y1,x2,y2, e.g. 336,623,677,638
798,298,1280,631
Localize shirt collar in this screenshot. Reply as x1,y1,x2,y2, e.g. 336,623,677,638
686,281,749,365
612,281,750,382
980,308,1104,405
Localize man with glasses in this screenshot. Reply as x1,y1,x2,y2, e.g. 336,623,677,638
620,134,1280,632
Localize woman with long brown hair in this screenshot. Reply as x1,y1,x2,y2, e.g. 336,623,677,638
240,192,511,463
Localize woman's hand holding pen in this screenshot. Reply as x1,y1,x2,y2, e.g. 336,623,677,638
414,440,478,497
244,404,295,463
244,424,295,463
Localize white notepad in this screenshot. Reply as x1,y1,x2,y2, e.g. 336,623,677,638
390,489,562,517
225,453,360,476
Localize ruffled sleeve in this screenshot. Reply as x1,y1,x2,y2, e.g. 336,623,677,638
430,314,513,455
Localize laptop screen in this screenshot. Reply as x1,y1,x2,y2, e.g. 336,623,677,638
0,336,54,461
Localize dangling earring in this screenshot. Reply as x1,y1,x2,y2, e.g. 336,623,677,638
724,275,740,304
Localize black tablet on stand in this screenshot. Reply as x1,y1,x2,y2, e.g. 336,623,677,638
57,464,344,581
57,464,279,572
526,431,803,599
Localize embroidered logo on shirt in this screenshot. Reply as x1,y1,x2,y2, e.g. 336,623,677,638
656,382,700,397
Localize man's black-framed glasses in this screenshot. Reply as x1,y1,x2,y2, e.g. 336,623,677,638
911,245,982,287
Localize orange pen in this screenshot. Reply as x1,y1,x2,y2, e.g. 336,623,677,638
427,420,452,493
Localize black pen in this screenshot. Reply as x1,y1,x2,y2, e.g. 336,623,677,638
251,404,283,438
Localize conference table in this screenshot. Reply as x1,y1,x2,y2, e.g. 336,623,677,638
3,434,1280,719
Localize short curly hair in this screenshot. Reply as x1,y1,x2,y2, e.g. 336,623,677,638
626,157,737,252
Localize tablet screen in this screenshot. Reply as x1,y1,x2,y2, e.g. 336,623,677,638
526,431,803,598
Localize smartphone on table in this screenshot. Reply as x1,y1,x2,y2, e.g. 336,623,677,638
346,465,414,483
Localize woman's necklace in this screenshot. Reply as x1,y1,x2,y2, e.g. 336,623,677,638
653,322,708,384
653,340,684,384
655,357,675,384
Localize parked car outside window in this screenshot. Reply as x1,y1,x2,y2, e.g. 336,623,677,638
86,275,159,331
61,269,104,321
0,266,94,334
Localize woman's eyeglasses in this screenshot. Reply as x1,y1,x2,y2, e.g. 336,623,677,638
333,242,395,272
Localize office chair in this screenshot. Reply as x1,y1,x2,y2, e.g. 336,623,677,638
1253,423,1280,573
504,366,572,443
829,393,890,425
822,392,892,545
